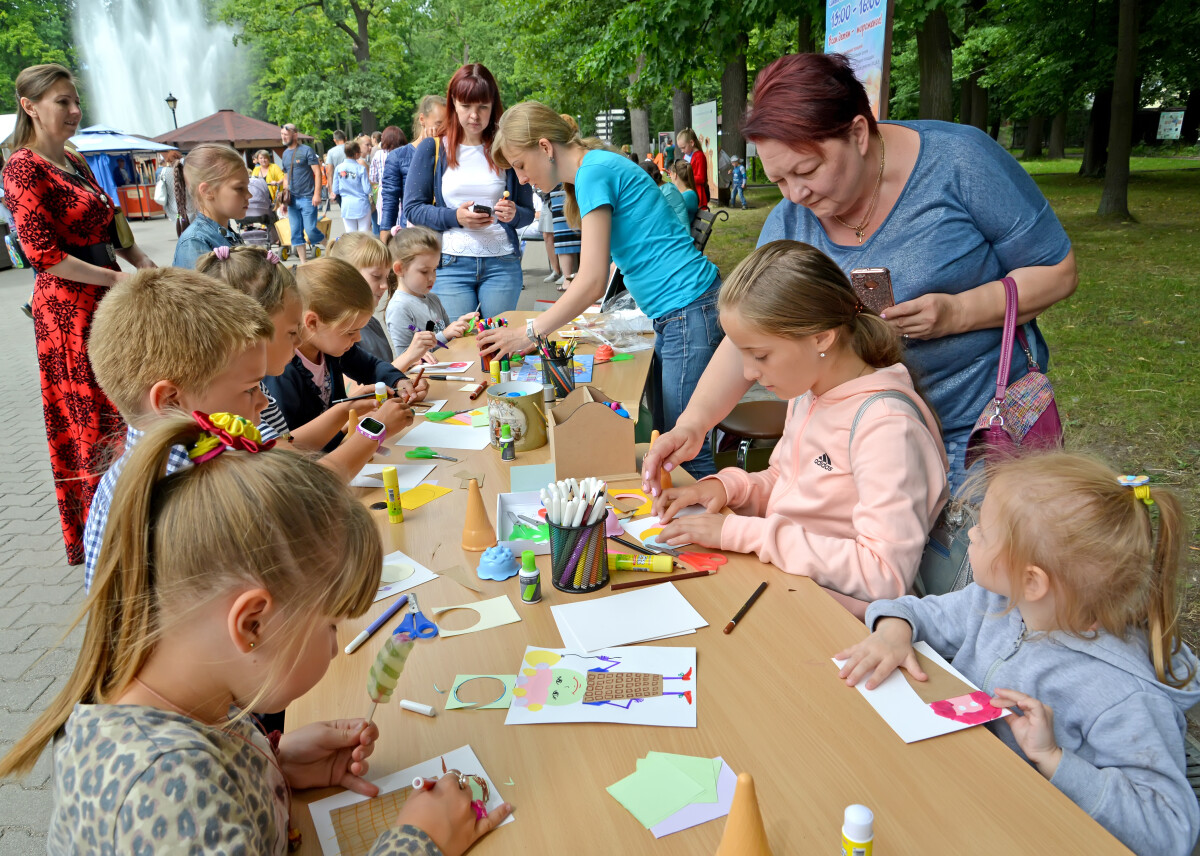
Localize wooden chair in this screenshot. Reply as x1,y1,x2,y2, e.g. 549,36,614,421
691,208,729,254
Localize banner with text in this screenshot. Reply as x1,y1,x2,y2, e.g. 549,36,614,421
825,0,893,118
691,100,718,199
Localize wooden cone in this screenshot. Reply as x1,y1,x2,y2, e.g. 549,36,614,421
715,773,773,856
461,478,497,552
650,430,672,489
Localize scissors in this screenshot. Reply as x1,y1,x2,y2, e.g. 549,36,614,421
404,446,459,462
678,552,727,572
396,594,438,639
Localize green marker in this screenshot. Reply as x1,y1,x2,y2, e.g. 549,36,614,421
519,550,541,603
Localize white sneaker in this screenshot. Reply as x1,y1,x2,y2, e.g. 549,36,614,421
555,274,566,285
543,272,559,283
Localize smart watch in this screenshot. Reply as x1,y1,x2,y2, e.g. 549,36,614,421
356,415,387,445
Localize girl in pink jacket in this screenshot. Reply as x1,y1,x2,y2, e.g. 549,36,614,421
655,241,948,618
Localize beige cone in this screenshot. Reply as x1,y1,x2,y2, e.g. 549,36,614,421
461,478,497,551
715,773,773,856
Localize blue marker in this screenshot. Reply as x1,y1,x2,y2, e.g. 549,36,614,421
344,594,409,654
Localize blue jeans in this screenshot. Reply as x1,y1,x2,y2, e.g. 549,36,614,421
731,186,746,207
434,253,523,319
288,197,324,248
652,281,724,478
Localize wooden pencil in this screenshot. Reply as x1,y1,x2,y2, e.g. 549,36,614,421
611,569,717,591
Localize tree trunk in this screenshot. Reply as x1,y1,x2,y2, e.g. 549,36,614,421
959,78,973,124
1047,110,1067,159
348,1,377,133
1022,115,1044,159
798,12,815,53
628,56,650,157
1097,0,1138,217
917,10,953,121
970,74,988,130
672,86,693,135
1080,84,1112,178
721,35,748,161
1183,86,1200,145
989,115,1000,140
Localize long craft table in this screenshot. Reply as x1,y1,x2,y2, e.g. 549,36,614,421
289,311,1129,854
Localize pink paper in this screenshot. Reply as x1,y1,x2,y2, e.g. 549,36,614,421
650,758,736,838
930,691,1004,725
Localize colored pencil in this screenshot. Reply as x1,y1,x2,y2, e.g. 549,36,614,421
723,581,768,634
611,569,717,591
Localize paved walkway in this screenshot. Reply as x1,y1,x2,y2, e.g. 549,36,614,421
0,214,562,854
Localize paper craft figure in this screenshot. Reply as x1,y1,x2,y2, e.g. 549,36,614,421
513,650,692,711
930,691,1004,725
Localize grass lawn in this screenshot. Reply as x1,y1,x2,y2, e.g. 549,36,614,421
707,169,1200,649
1019,156,1200,175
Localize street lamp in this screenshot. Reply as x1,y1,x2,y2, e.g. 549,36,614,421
165,93,178,129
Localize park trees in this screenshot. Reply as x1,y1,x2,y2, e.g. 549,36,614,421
0,0,75,113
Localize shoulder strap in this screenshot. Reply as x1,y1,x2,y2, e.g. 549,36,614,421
848,390,927,458
431,138,440,204
993,276,1019,403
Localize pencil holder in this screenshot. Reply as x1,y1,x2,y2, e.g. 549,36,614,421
548,517,608,593
542,355,575,399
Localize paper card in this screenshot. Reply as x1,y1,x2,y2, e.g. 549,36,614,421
509,463,557,494
420,361,473,373
470,410,489,427
607,758,705,828
831,641,1010,743
308,744,511,856
434,564,484,594
350,462,434,490
643,752,719,804
374,549,438,602
651,758,736,838
621,509,704,552
550,583,707,652
505,645,697,728
415,399,448,413
397,421,491,451
457,383,478,392
398,483,452,511
431,595,521,637
445,675,517,709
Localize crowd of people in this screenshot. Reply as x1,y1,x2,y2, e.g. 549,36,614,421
0,49,1197,856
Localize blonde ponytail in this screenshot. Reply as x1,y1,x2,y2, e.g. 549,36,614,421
492,101,610,230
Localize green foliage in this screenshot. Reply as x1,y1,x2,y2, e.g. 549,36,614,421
0,0,76,113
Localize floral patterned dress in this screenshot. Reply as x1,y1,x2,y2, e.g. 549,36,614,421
2,147,125,564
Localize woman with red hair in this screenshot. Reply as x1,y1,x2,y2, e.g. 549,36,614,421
402,63,535,318
644,52,1077,496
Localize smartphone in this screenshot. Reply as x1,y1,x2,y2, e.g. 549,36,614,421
849,267,895,315
472,203,493,215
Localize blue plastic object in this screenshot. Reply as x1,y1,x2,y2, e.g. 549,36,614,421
477,545,519,581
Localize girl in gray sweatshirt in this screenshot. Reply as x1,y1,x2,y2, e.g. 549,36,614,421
838,451,1200,856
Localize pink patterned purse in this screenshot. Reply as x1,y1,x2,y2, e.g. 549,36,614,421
966,277,1063,467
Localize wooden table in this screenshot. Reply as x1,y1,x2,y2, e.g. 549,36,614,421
289,312,1128,854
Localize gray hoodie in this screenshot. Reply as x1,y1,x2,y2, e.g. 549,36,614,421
867,585,1200,856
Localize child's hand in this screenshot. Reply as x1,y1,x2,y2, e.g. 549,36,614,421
376,398,414,435
835,618,925,690
422,352,439,364
990,688,1063,778
654,481,728,522
345,380,373,398
277,719,380,796
396,773,513,856
395,377,429,404
444,312,478,339
394,332,437,372
659,512,725,549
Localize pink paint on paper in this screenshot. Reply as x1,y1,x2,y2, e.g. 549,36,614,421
929,691,1003,725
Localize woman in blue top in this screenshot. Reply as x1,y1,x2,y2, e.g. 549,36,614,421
480,101,725,477
332,140,372,233
643,53,1078,494
380,95,446,237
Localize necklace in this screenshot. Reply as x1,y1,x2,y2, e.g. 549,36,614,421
833,132,886,244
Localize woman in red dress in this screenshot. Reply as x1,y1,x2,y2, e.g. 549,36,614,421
676,128,709,210
3,64,156,563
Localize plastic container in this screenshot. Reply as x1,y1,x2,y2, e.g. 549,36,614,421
519,550,541,603
541,355,575,399
840,804,873,856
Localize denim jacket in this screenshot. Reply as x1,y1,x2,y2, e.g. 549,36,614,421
401,137,535,256
173,213,242,270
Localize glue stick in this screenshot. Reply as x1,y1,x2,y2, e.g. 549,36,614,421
490,361,501,384
499,358,511,384
374,381,387,405
841,804,873,856
606,554,673,573
381,466,404,524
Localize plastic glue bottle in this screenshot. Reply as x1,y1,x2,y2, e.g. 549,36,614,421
519,550,541,603
500,423,516,461
841,804,873,856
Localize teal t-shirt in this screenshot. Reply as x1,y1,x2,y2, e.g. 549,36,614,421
575,149,718,318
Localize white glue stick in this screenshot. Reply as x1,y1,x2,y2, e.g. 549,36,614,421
399,699,436,717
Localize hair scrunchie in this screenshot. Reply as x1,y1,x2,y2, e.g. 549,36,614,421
188,411,275,464
214,245,231,261
266,250,281,265
1118,474,1155,508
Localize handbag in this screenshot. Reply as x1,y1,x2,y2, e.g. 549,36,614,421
278,150,294,208
153,170,169,206
110,209,134,249
966,276,1063,467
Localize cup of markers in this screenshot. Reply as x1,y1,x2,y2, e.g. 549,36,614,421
543,477,609,594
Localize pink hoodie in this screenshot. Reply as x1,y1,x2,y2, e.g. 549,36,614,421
710,364,949,619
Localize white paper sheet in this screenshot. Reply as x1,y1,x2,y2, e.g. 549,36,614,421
349,462,434,489
396,421,492,451
621,508,703,552
832,641,1010,743
309,744,511,856
413,398,447,415
651,758,737,838
550,583,707,652
374,549,438,602
504,645,696,727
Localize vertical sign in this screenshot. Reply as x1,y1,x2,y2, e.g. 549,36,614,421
690,100,718,200
825,0,895,119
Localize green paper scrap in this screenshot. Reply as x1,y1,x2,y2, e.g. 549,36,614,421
606,758,706,829
471,411,489,427
509,463,557,494
445,675,517,709
510,524,549,542
643,752,720,804
425,411,454,422
609,353,634,362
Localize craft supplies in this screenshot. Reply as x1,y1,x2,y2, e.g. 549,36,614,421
610,534,658,556
350,462,433,490
551,583,707,651
446,675,518,709
381,466,404,523
499,358,511,383
480,348,492,372
401,421,490,451
462,477,498,551
407,323,448,349
430,594,521,637
595,343,614,362
724,582,767,634
375,381,388,405
477,545,519,581
607,553,674,573
399,699,436,717
366,631,416,722
374,550,440,602
519,549,541,603
842,805,874,856
345,595,409,655
490,361,501,384
650,430,672,490
542,477,611,593
549,386,639,481
607,753,734,833
611,569,718,591
397,594,438,639
404,446,459,461
469,380,490,400
499,424,515,460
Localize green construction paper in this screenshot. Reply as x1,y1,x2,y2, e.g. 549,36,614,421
606,759,705,828
644,752,720,804
510,524,549,542
471,411,489,427
609,353,634,362
509,463,557,494
445,675,517,709
424,411,454,421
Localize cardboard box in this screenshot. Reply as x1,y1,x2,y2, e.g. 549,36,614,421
548,386,638,482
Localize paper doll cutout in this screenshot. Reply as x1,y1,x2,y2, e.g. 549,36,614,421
929,691,1003,725
512,650,692,712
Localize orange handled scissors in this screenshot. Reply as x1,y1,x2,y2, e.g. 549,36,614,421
677,552,727,572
